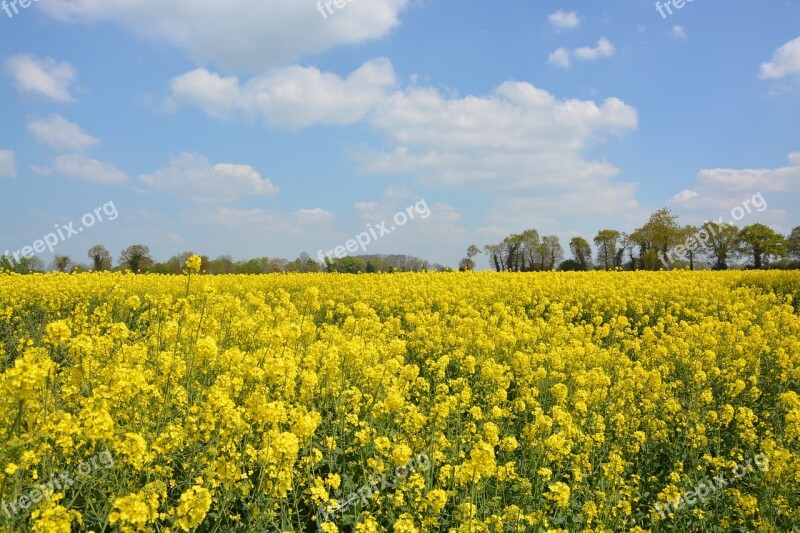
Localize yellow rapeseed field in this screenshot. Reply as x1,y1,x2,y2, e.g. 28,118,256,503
1,270,799,532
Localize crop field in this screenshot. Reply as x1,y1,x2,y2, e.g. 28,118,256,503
1,271,799,532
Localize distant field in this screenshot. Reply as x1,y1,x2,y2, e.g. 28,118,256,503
1,271,799,532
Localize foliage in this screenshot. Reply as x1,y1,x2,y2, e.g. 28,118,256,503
738,223,788,269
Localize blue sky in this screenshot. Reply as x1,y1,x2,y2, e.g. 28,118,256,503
1,0,799,269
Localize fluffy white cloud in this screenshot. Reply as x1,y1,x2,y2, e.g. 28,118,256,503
670,189,699,203
695,161,800,192
170,58,396,128
357,81,639,212
548,38,616,69
547,48,571,69
169,69,241,119
0,149,15,178
54,154,128,184
548,9,579,31
28,114,99,152
139,153,279,203
760,36,800,80
670,26,688,41
5,54,77,102
39,0,410,71
573,38,616,62
669,152,800,212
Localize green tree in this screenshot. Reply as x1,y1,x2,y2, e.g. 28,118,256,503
484,244,503,272
684,225,701,270
286,252,319,273
519,229,541,272
0,255,44,273
207,255,236,274
696,221,739,270
460,244,481,271
504,234,525,271
557,259,582,271
569,236,592,271
737,223,787,269
617,232,638,270
535,235,563,270
87,244,113,271
631,208,682,270
237,257,270,274
119,245,154,273
594,229,621,270
160,251,195,274
51,255,72,272
675,225,700,270
787,226,800,261
327,256,367,273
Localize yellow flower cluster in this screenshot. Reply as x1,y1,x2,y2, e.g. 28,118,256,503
0,270,799,531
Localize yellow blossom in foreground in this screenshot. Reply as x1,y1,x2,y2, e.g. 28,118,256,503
0,270,798,531
175,486,212,531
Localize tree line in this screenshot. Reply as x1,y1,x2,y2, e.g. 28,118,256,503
2,208,798,274
0,245,447,274
463,208,800,271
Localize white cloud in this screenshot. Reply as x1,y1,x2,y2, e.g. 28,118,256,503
760,36,800,80
0,149,16,178
547,48,571,69
39,0,411,72
28,114,99,152
548,38,616,69
357,81,639,210
670,189,699,203
548,9,579,31
139,152,279,203
169,58,396,128
573,38,616,62
670,26,688,41
5,54,77,102
695,162,800,193
168,69,241,119
54,154,128,184
668,152,800,213
296,208,335,224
